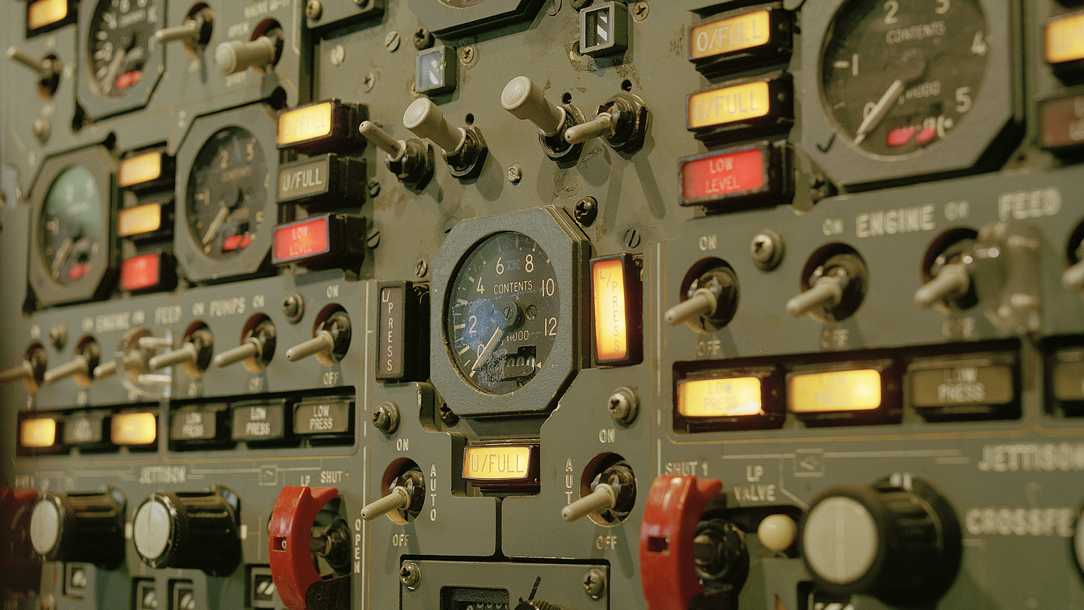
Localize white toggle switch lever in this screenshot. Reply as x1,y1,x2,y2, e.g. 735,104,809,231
1064,260,1084,293
564,113,614,145
215,36,277,74
664,288,718,327
285,330,335,362
359,121,407,161
502,76,565,135
561,483,617,522
403,98,465,153
915,263,970,308
359,487,412,521
786,274,846,318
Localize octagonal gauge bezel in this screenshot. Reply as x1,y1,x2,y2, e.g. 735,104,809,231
800,0,1019,189
409,0,547,38
429,206,590,418
77,0,166,121
28,146,118,308
174,103,278,284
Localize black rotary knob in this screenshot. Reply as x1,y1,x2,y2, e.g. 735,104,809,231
800,475,961,606
29,487,125,568
132,486,240,576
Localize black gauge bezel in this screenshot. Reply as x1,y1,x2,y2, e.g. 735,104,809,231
430,206,590,418
28,146,117,308
801,0,1018,189
77,0,166,121
174,103,278,284
409,0,546,38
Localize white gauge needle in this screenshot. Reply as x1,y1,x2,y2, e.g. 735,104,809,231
201,205,229,246
102,46,129,94
470,327,505,377
853,79,905,146
50,236,74,278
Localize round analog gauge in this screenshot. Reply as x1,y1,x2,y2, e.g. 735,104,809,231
821,0,987,157
29,147,116,308
185,126,268,261
446,232,558,395
39,166,105,286
87,0,160,98
801,0,1016,187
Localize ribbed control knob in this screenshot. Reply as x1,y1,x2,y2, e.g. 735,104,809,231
29,488,125,568
132,487,241,576
800,475,961,606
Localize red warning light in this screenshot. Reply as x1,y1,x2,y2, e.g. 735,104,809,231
679,142,791,210
120,254,160,291
273,217,331,264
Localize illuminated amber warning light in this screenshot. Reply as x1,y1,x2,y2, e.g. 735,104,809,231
117,203,163,237
788,369,882,413
111,412,157,445
689,10,770,60
20,417,56,448
591,254,641,365
463,446,534,481
28,0,68,31
273,216,331,264
688,81,770,130
678,377,763,418
118,151,163,188
278,102,333,146
1045,12,1084,65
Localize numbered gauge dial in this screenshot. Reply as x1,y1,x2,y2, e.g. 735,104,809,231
175,104,278,283
446,232,559,395
29,147,116,308
79,0,164,119
801,0,1016,187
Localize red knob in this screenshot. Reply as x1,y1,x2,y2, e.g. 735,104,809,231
638,475,722,610
268,486,339,610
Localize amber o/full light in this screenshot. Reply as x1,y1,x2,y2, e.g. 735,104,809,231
28,0,68,31
689,10,771,60
118,151,163,188
1045,12,1084,65
278,102,332,146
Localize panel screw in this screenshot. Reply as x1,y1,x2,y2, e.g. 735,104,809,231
583,568,607,599
282,292,305,323
415,259,428,278
385,31,401,52
632,2,649,20
47,325,68,350
366,228,381,249
305,0,323,20
399,562,421,589
367,179,381,198
460,46,475,64
362,72,376,92
413,27,433,50
607,386,639,425
574,197,597,226
623,227,642,250
372,402,400,434
330,45,345,66
750,229,784,271
438,403,459,426
506,164,523,184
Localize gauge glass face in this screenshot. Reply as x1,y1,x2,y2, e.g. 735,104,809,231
446,232,559,395
821,0,988,157
88,0,159,97
39,166,104,285
185,126,269,260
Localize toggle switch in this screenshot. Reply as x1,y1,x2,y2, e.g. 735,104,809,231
359,121,434,189
502,76,585,163
665,264,738,333
916,234,977,310
0,344,47,393
562,462,636,522
1064,240,1084,293
29,487,126,568
216,34,281,75
403,98,487,179
286,311,351,365
268,486,345,610
43,338,100,387
155,7,213,49
132,486,241,576
360,469,424,521
7,47,60,96
915,263,970,308
213,319,276,372
564,91,649,153
786,250,867,322
147,327,214,377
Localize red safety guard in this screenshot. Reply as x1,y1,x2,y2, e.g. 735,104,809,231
269,486,339,610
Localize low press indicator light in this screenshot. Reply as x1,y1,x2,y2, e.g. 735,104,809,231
28,0,68,31
117,203,163,237
677,376,763,418
1045,12,1084,66
463,445,534,481
690,10,770,60
111,412,157,446
118,151,164,188
591,254,642,365
120,253,161,292
277,99,366,152
20,417,56,448
788,369,882,413
272,216,330,263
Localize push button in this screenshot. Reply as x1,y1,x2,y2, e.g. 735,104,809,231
293,399,353,439
232,400,290,444
907,355,1017,420
276,154,366,209
170,405,230,447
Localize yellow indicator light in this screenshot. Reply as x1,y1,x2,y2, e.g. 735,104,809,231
118,151,163,188
1045,12,1084,65
788,369,882,413
689,10,770,60
677,377,763,417
463,446,532,481
593,258,628,361
117,202,163,237
111,412,157,445
28,0,68,30
20,417,56,448
278,102,333,146
687,81,770,130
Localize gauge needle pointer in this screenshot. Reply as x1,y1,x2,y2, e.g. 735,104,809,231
853,51,927,146
50,236,75,278
201,204,230,246
470,327,505,377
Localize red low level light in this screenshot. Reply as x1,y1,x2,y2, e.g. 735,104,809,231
682,147,766,202
120,253,160,291
273,216,331,264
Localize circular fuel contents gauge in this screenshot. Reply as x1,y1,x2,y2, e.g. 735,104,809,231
175,104,278,283
430,206,590,418
78,0,165,119
801,0,1018,189
29,146,117,308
